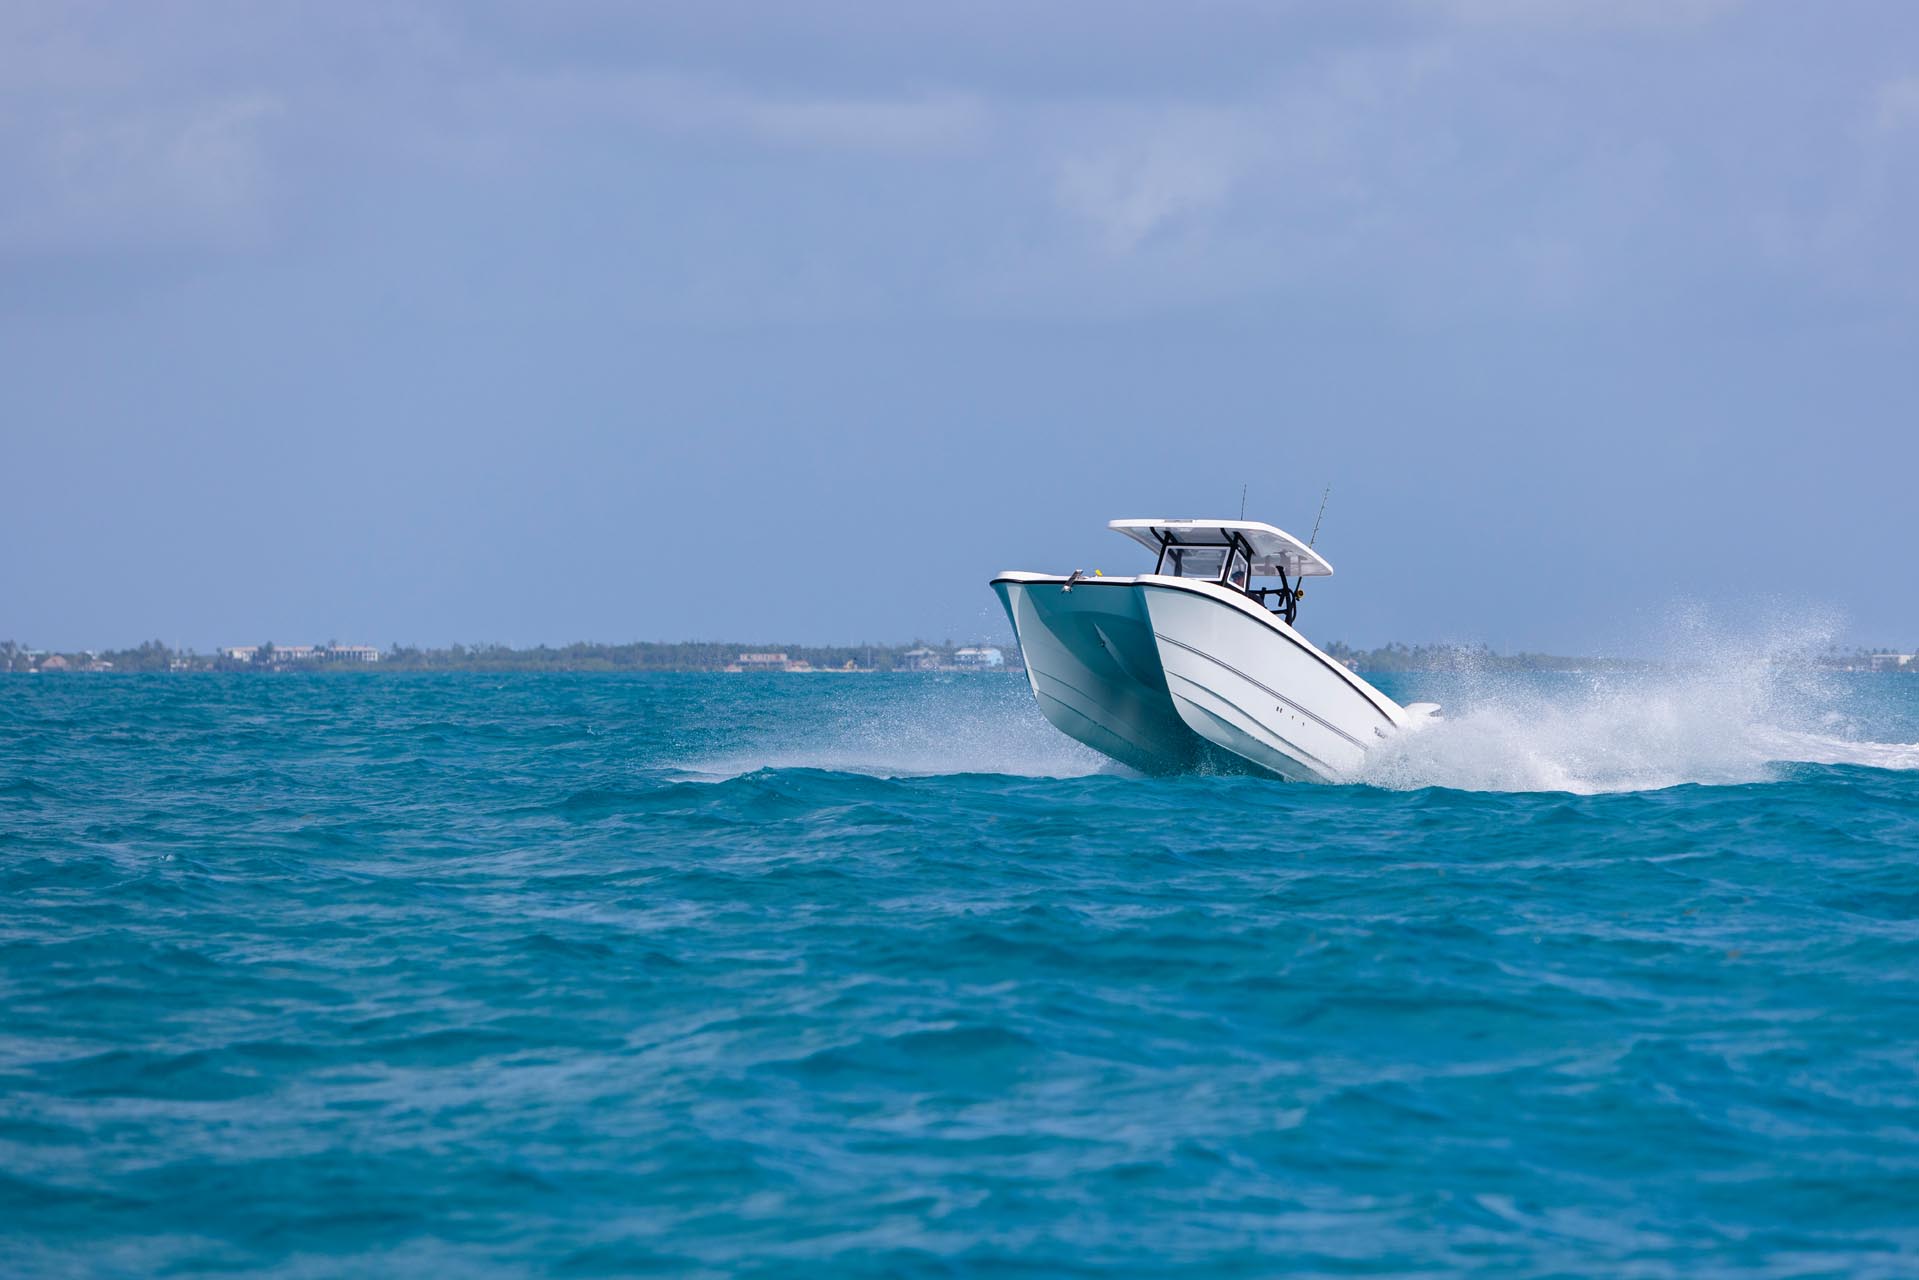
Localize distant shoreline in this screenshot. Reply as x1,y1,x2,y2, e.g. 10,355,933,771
3,640,1017,677
6,639,1913,676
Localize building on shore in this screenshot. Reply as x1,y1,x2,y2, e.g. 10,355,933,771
323,645,381,663
1869,652,1915,671
899,647,942,672
897,646,1015,672
222,643,382,665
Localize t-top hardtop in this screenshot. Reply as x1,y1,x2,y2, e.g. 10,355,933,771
1109,518,1334,580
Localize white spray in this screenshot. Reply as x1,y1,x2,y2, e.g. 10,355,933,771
1358,610,1919,794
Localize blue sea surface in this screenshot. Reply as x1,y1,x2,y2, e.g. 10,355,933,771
4,668,1919,1277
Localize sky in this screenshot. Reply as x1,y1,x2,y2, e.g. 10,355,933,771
3,0,1917,655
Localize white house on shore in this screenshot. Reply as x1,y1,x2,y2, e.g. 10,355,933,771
222,644,381,664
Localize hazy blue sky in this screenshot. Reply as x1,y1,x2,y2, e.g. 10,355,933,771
4,1,1916,653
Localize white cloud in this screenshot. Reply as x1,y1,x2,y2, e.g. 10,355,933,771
1419,0,1743,30
1045,44,1450,262
1,93,281,253
1053,110,1248,253
1875,76,1919,133
1,1,1913,320
0,8,988,261
730,90,987,152
502,70,988,154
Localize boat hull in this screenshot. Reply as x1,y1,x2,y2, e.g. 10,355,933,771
993,573,1406,781
991,576,1250,775
1138,581,1402,781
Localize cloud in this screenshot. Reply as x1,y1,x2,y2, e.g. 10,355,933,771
1053,110,1248,253
1045,44,1450,264
0,7,987,263
484,69,988,155
1418,0,1743,30
725,89,987,152
1876,76,1919,134
0,92,281,254
1,1,1914,321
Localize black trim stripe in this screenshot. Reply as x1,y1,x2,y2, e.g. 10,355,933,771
1138,580,1398,724
1174,691,1337,779
1154,631,1370,753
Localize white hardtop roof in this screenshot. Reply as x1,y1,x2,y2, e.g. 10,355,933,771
1110,518,1334,578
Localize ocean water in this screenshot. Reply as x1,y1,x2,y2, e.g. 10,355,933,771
4,664,1919,1277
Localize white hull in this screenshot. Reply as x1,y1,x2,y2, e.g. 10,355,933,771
995,573,1408,782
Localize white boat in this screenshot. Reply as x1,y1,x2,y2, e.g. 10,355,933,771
992,518,1435,781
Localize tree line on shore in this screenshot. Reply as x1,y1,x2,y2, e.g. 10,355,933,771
0,638,996,674
1317,641,1654,673
375,642,946,672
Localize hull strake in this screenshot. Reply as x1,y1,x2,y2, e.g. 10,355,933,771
1138,579,1403,783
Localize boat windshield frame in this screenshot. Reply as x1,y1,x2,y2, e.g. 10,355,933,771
1151,528,1302,625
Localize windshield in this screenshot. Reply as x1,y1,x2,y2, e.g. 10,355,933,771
1160,546,1229,580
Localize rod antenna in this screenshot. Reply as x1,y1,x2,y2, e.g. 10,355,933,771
1308,485,1331,547
1240,484,1247,520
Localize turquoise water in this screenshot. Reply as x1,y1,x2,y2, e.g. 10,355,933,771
4,668,1919,1276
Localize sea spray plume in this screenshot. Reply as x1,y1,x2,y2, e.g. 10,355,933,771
681,675,1112,781
1357,607,1919,794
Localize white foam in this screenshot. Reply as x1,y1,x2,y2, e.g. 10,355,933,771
1359,614,1919,794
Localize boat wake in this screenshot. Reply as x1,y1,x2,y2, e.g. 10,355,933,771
677,682,1112,782
1359,694,1919,795
1358,619,1919,794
